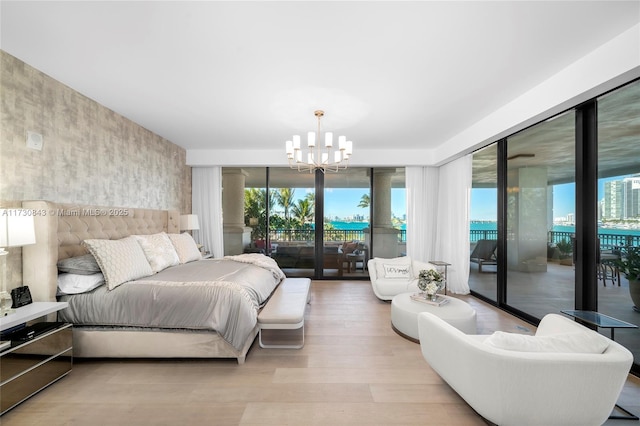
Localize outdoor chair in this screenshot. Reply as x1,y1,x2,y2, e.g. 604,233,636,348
470,239,497,272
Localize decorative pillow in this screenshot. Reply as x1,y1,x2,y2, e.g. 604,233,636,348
82,236,153,290
483,330,609,354
383,263,412,279
374,257,412,280
342,242,359,254
57,272,105,295
133,232,180,273
57,254,101,275
168,233,202,264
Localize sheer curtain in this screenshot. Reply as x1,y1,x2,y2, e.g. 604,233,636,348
192,167,224,258
405,166,439,261
435,155,472,294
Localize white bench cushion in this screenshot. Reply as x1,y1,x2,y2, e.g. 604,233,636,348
258,278,310,326
257,278,311,349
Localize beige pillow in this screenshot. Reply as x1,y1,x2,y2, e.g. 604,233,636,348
168,233,202,264
133,232,180,273
483,331,609,354
82,236,153,290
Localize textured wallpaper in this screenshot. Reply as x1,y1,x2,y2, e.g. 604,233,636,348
1,51,191,211
0,50,192,285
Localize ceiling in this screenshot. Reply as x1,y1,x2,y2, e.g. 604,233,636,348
1,1,639,165
472,79,640,186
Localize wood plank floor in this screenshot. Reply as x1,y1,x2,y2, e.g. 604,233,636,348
2,280,639,425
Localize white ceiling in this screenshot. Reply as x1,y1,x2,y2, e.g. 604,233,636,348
2,1,639,165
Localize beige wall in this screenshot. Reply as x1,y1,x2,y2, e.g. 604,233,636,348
0,50,192,285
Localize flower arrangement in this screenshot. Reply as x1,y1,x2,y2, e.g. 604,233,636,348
418,269,444,296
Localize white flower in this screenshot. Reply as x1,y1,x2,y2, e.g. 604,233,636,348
417,268,443,294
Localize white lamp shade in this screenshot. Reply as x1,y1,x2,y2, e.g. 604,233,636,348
0,210,36,248
180,214,200,231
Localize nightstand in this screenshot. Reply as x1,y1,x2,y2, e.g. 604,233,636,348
0,302,72,415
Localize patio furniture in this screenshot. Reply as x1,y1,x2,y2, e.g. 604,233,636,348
470,239,497,272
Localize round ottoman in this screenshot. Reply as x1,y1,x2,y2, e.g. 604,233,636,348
391,293,477,342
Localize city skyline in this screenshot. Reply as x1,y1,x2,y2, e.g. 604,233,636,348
470,174,637,222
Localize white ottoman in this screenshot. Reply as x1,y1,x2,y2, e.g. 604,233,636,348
391,293,476,341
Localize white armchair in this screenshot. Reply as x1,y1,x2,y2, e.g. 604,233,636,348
367,256,437,301
418,312,633,426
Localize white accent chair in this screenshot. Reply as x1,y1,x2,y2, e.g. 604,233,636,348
367,256,437,301
418,312,633,426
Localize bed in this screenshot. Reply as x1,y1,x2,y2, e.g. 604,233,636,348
21,200,285,364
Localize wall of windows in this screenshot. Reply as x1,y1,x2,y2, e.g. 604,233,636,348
226,167,406,279
469,78,640,372
597,80,640,362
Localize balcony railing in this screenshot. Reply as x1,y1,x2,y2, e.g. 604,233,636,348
470,229,640,247
269,228,637,247
548,231,640,248
269,228,407,243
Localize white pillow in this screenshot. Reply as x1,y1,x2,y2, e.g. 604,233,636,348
374,257,412,279
483,330,609,354
168,233,202,264
133,232,180,273
382,263,412,279
82,236,153,290
57,272,105,295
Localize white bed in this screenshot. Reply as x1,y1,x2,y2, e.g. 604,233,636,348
21,200,277,364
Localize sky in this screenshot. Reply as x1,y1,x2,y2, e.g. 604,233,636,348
272,174,635,223
470,175,634,221
283,187,406,220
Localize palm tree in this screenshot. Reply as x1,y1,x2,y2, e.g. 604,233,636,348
274,188,295,224
274,188,296,240
292,198,314,228
358,193,370,208
244,188,271,240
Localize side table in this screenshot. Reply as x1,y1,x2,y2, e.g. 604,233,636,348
429,260,451,294
0,302,72,415
561,309,638,421
346,253,366,272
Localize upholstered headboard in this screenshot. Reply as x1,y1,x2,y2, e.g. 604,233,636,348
21,201,180,302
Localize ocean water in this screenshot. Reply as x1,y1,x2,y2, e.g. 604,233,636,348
328,220,639,238
329,221,406,231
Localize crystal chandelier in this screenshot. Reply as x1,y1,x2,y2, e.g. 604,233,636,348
285,110,353,173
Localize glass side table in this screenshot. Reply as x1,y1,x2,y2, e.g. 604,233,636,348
428,260,451,294
561,310,638,421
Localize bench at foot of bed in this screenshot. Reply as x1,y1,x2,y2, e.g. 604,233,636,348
257,278,311,349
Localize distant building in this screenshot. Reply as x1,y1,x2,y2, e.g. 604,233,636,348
603,176,640,219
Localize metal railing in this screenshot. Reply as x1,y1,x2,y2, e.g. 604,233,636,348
548,231,640,248
269,228,407,243
470,229,498,243
268,228,636,249
471,229,640,247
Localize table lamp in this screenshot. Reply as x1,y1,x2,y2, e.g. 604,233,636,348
0,210,36,316
180,214,202,250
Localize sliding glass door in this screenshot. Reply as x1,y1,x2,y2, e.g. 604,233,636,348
505,111,576,318
596,80,640,359
469,143,498,301
323,168,371,278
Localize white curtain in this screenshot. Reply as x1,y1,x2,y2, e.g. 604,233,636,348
192,167,224,258
405,166,439,261
435,155,472,294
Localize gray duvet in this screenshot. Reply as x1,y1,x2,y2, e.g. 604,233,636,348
58,255,285,351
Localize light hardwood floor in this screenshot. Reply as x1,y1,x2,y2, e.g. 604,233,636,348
2,280,639,425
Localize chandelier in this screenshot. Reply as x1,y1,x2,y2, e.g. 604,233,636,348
285,110,353,173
